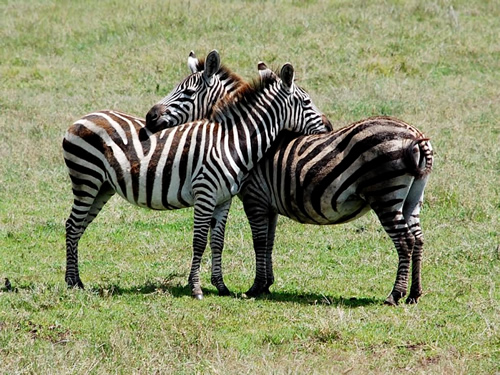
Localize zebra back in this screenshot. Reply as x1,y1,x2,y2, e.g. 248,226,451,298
242,116,433,224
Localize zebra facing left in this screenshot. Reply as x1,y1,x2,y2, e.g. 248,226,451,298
63,51,331,299
63,50,245,291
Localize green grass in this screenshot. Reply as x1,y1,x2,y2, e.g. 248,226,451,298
1,0,499,373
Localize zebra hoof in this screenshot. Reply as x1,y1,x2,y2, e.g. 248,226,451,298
384,294,398,306
384,290,404,306
405,296,419,304
66,278,84,289
217,286,231,297
192,293,204,300
244,285,266,298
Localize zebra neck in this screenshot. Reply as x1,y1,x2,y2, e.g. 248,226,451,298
216,100,284,174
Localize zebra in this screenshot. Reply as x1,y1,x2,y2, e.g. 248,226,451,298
63,50,246,291
64,52,330,299
238,116,433,305
144,63,433,305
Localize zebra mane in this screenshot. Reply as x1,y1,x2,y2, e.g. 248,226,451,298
211,71,278,121
195,57,245,89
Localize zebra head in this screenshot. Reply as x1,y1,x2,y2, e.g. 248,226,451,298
258,62,332,134
143,50,243,138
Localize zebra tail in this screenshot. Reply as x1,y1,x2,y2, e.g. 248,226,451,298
404,138,433,179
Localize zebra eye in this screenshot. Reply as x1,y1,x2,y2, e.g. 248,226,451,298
184,88,196,97
302,98,311,107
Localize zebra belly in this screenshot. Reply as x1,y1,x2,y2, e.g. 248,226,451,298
106,162,196,210
112,168,237,211
111,183,194,210
274,192,370,225
316,198,371,224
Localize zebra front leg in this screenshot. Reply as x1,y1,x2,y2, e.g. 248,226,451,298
244,210,273,298
263,212,278,294
209,200,232,296
188,198,216,300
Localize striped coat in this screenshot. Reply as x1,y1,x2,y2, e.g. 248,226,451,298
64,55,330,298
63,50,245,292
240,116,433,305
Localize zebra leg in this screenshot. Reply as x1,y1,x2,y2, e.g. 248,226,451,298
65,215,85,289
403,177,429,304
244,209,274,298
263,212,278,294
406,232,423,304
188,197,216,300
65,183,114,288
209,200,232,296
373,208,415,306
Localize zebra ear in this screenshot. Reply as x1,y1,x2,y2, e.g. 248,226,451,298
204,49,221,86
280,63,295,93
258,61,275,80
188,51,199,73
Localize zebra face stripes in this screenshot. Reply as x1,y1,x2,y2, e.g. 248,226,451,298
64,52,329,299
144,50,242,136
239,116,433,305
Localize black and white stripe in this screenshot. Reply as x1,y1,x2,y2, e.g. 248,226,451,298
144,50,242,137
63,50,244,292
63,53,330,299
240,116,433,305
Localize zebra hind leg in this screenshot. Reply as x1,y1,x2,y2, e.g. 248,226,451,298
65,182,115,289
373,207,416,306
209,200,232,296
403,177,429,304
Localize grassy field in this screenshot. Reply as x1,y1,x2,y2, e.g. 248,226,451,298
1,0,499,373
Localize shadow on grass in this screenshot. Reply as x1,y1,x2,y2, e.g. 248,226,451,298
87,281,381,307
261,291,380,308
88,282,216,298
3,278,381,307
